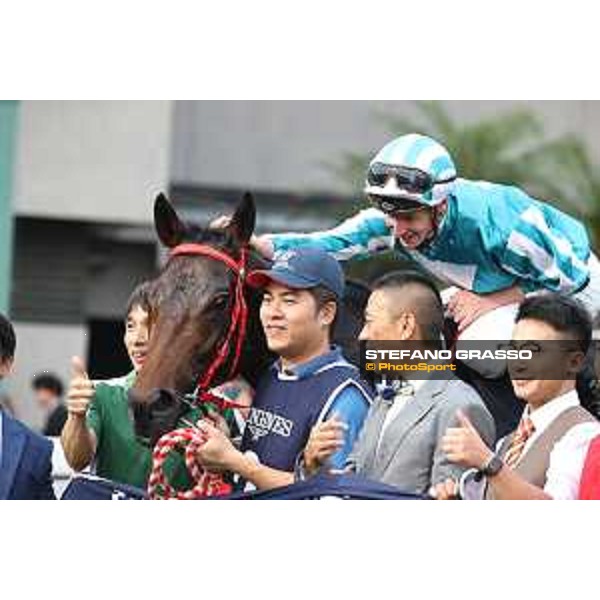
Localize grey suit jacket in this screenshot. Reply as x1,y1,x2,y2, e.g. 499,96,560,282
348,376,495,495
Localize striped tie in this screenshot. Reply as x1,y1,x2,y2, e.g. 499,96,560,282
504,416,535,468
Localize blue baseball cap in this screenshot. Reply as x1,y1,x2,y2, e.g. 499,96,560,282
247,248,345,299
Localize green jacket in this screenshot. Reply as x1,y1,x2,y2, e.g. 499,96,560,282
87,371,201,490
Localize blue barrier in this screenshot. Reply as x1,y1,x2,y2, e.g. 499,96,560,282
61,472,424,500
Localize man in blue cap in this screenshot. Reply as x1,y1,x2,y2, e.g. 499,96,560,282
195,247,373,491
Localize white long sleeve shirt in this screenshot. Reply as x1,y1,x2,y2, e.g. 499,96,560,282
461,389,600,499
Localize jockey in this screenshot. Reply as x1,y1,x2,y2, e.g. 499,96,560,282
250,133,600,341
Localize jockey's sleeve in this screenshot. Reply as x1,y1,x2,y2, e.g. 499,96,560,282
322,385,370,469
493,207,591,294
266,208,394,261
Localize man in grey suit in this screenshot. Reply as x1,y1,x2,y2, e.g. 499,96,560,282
302,271,495,496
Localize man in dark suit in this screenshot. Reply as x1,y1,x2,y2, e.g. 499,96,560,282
0,312,55,500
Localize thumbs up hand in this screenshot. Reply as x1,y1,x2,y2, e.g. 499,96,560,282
441,410,493,469
66,356,95,417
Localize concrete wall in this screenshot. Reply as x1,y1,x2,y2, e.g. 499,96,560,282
171,100,600,194
7,322,87,428
13,101,173,225
83,237,157,319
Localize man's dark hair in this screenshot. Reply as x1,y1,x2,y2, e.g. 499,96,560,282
307,285,340,338
516,294,592,353
32,373,64,397
125,280,153,318
372,270,444,347
0,312,16,362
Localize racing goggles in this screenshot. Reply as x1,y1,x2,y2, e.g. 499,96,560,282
367,163,454,195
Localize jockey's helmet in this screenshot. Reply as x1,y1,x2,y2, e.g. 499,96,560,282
365,133,457,214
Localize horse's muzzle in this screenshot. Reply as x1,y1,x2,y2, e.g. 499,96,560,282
128,388,187,447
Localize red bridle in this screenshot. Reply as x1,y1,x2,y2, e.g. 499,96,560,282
168,242,250,411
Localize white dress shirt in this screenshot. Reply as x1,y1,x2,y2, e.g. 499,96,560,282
528,390,600,499
461,389,600,500
376,379,427,455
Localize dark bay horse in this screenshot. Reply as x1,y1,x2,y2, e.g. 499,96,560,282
129,192,272,444
129,192,370,446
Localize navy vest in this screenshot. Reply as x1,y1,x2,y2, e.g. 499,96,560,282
241,361,371,472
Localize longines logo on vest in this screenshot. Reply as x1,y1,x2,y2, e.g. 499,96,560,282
247,407,294,441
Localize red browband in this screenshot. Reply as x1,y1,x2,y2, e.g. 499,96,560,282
169,243,245,276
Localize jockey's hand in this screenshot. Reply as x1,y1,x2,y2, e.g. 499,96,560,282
66,356,95,417
195,419,240,472
209,215,274,259
446,287,525,333
446,290,496,333
441,410,493,470
429,477,460,500
303,416,347,476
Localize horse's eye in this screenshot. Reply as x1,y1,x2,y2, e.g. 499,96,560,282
209,294,229,311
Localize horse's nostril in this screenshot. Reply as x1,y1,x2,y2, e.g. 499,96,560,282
128,388,186,446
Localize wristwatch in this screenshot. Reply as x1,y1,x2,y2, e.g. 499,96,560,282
479,453,504,478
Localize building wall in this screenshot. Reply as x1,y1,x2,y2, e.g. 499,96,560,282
171,100,600,195
13,101,173,224
8,323,87,428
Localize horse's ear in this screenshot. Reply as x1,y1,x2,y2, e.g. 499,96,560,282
154,193,186,248
227,192,256,245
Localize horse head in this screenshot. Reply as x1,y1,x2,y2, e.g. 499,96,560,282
129,192,271,444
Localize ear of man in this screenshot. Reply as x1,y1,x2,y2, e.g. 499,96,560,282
319,301,337,327
397,311,418,340
0,357,14,378
567,349,586,377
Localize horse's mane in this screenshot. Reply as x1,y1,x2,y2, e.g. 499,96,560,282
183,224,230,246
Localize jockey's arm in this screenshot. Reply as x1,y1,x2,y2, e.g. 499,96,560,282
484,285,526,306
447,285,525,332
261,208,393,261
215,207,392,262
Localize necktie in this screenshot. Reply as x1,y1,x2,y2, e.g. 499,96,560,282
504,415,535,468
378,379,414,403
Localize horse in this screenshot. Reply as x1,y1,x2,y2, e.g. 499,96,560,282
129,192,272,446
128,192,370,448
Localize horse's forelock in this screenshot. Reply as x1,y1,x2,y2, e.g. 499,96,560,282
153,256,230,315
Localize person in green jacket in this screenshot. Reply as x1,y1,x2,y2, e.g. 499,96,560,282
61,282,201,490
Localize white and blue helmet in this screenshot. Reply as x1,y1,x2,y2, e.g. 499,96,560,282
365,133,457,211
